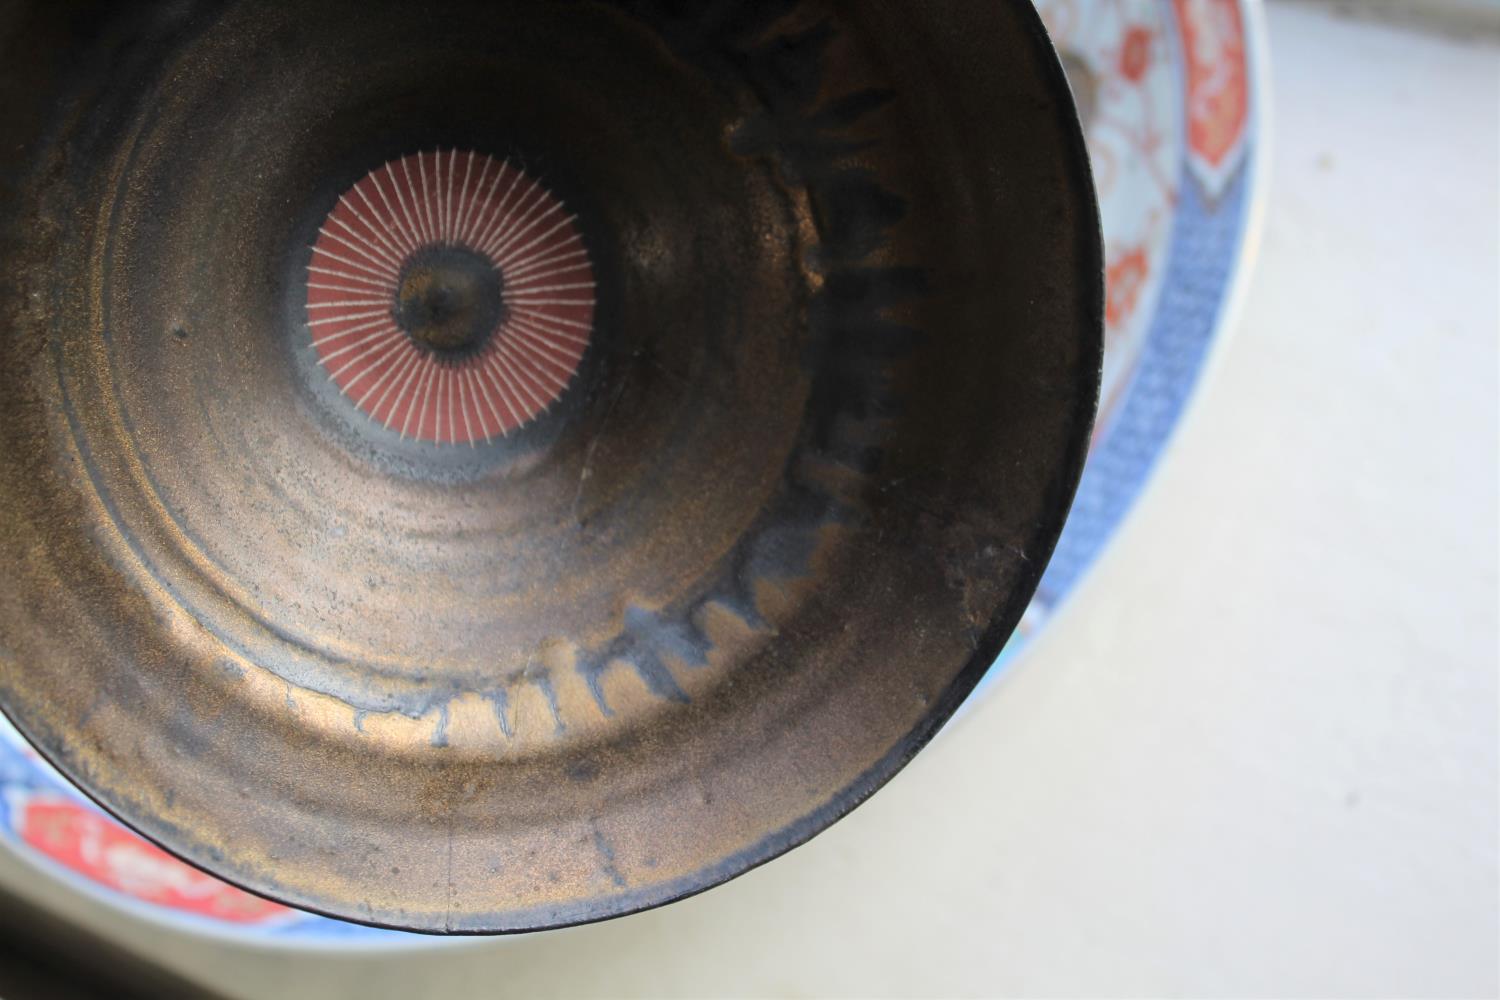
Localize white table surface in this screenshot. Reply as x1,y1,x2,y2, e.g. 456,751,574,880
1,2,1495,996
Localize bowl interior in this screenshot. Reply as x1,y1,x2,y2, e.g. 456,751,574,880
0,0,1099,932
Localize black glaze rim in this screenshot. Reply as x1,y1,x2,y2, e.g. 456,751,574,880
0,0,1102,936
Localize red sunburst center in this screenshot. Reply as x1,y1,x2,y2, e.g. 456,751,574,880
306,150,595,445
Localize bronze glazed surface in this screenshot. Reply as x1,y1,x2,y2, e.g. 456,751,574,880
0,0,1101,932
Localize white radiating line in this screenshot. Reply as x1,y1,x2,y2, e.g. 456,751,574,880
502,247,590,283
325,214,403,271
505,318,577,366
445,366,457,444
326,213,403,271
444,149,458,244
438,149,447,245
471,370,507,440
504,280,595,296
451,366,467,445
397,358,431,439
508,306,591,339
455,151,476,247
349,181,415,257
504,330,575,388
508,313,590,350
507,322,576,370
461,159,512,246
389,159,427,249
311,314,391,345
316,325,393,364
456,152,485,243
418,358,442,440
449,149,462,243
369,345,422,423
457,157,497,244
308,280,392,296
490,347,546,419
307,298,390,309
308,307,389,328
501,241,588,277
485,345,544,418
327,329,403,381
496,233,583,287
453,366,470,445
378,164,424,254
506,296,596,307
503,327,573,386
475,349,523,429
488,205,569,272
486,188,564,258
428,150,444,244
315,247,399,284
321,324,400,366
341,190,411,263
512,307,592,332
491,208,574,269
508,309,591,345
438,147,447,242
318,227,401,278
474,178,548,256
437,149,450,244
404,359,439,439
471,170,536,251
468,350,508,437
313,247,398,284
505,347,571,399
495,336,553,409
356,341,420,412
406,152,427,244
307,266,394,291
506,321,584,367
456,365,474,443
504,262,591,292
417,152,438,246
336,335,407,393
457,366,479,444
506,338,565,406
483,189,561,261
405,154,429,245
469,167,531,252
382,346,427,431
397,158,430,246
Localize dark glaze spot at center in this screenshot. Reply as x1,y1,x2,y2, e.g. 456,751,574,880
394,245,504,360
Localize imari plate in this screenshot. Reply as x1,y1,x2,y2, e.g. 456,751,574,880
982,0,1267,671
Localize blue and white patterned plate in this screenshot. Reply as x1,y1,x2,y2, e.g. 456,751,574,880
980,0,1269,682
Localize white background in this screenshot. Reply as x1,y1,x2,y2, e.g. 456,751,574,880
0,3,1496,996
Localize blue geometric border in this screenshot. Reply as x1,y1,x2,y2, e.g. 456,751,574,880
1038,165,1250,606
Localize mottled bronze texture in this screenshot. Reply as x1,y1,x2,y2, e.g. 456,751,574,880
0,0,1101,932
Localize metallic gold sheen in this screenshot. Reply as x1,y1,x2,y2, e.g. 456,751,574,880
0,0,1101,932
